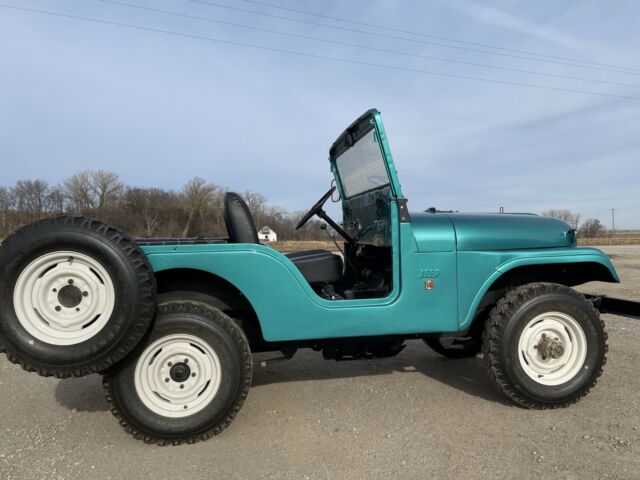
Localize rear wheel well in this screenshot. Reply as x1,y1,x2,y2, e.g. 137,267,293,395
154,269,266,348
468,262,616,338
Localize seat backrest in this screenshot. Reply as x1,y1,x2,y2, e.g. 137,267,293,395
223,192,259,243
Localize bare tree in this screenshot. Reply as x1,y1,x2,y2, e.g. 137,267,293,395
541,209,581,229
13,180,50,221
91,170,123,210
0,186,15,233
210,188,227,232
182,177,216,237
64,170,123,212
48,186,65,214
243,191,268,230
2,173,329,241
64,171,95,212
578,218,607,238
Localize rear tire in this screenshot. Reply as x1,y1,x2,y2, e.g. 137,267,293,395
103,301,252,445
482,283,607,408
0,217,156,378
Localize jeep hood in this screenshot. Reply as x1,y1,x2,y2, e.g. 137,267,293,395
410,212,575,252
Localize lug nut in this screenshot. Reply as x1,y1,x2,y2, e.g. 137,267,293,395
68,279,74,284
55,306,62,311
179,384,184,389
52,288,57,292
75,307,80,312
191,373,196,377
82,291,88,297
165,378,170,382
168,362,172,367
184,359,189,363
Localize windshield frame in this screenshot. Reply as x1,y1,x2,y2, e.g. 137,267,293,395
329,109,395,200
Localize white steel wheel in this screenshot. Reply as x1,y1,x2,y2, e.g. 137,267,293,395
134,334,223,418
13,251,116,346
517,311,587,386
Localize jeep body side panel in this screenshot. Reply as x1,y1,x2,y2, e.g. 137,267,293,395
141,218,459,341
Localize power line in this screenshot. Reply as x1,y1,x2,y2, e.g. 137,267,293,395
239,0,640,74
1,3,638,100
94,0,640,90
184,0,639,76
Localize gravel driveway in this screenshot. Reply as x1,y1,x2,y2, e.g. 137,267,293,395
1,246,639,480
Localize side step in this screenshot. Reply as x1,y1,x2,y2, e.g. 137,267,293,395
586,295,640,321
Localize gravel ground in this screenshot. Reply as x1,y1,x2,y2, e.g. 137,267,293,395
1,246,639,480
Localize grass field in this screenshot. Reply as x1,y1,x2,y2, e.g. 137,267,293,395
270,240,336,253
579,235,640,246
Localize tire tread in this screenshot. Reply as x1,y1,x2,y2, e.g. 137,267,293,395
481,282,607,409
0,216,156,378
102,301,253,446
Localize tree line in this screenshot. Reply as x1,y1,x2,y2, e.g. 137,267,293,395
0,174,612,241
0,170,326,240
541,209,608,238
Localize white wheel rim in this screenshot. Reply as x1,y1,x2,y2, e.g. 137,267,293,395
134,334,222,418
13,251,116,346
518,311,587,386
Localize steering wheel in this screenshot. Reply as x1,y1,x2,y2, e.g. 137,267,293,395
295,186,336,230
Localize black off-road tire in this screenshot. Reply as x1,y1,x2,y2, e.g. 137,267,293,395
103,301,252,445
482,282,607,408
0,216,156,378
424,336,481,359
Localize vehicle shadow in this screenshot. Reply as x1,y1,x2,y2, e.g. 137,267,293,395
52,342,509,412
251,340,510,405
54,374,111,412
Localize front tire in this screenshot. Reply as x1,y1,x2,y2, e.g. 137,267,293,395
482,283,607,408
103,301,252,445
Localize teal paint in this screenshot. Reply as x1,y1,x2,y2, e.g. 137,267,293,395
141,109,620,342
446,213,575,251
456,247,618,330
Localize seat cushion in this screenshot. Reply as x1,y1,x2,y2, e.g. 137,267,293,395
285,249,343,284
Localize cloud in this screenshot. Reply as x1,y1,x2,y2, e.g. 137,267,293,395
447,1,590,51
0,0,638,228
399,97,640,227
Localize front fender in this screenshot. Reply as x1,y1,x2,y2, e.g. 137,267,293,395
460,247,619,330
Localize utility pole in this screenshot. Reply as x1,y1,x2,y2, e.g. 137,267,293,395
611,208,616,236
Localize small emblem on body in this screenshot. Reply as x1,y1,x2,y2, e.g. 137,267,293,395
419,268,440,278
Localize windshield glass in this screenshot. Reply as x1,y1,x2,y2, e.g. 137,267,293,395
335,128,389,198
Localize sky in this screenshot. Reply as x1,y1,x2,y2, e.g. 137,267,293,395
0,0,638,228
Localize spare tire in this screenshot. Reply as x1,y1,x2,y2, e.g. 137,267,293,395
0,216,156,378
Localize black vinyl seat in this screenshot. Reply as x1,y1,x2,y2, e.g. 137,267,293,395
224,192,343,285
284,249,343,284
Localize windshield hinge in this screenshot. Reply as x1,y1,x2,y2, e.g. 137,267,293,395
398,198,410,222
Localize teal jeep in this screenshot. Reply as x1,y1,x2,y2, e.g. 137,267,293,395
0,109,638,445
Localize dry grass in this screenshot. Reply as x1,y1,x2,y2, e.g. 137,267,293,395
271,236,640,252
579,235,640,246
269,240,335,253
